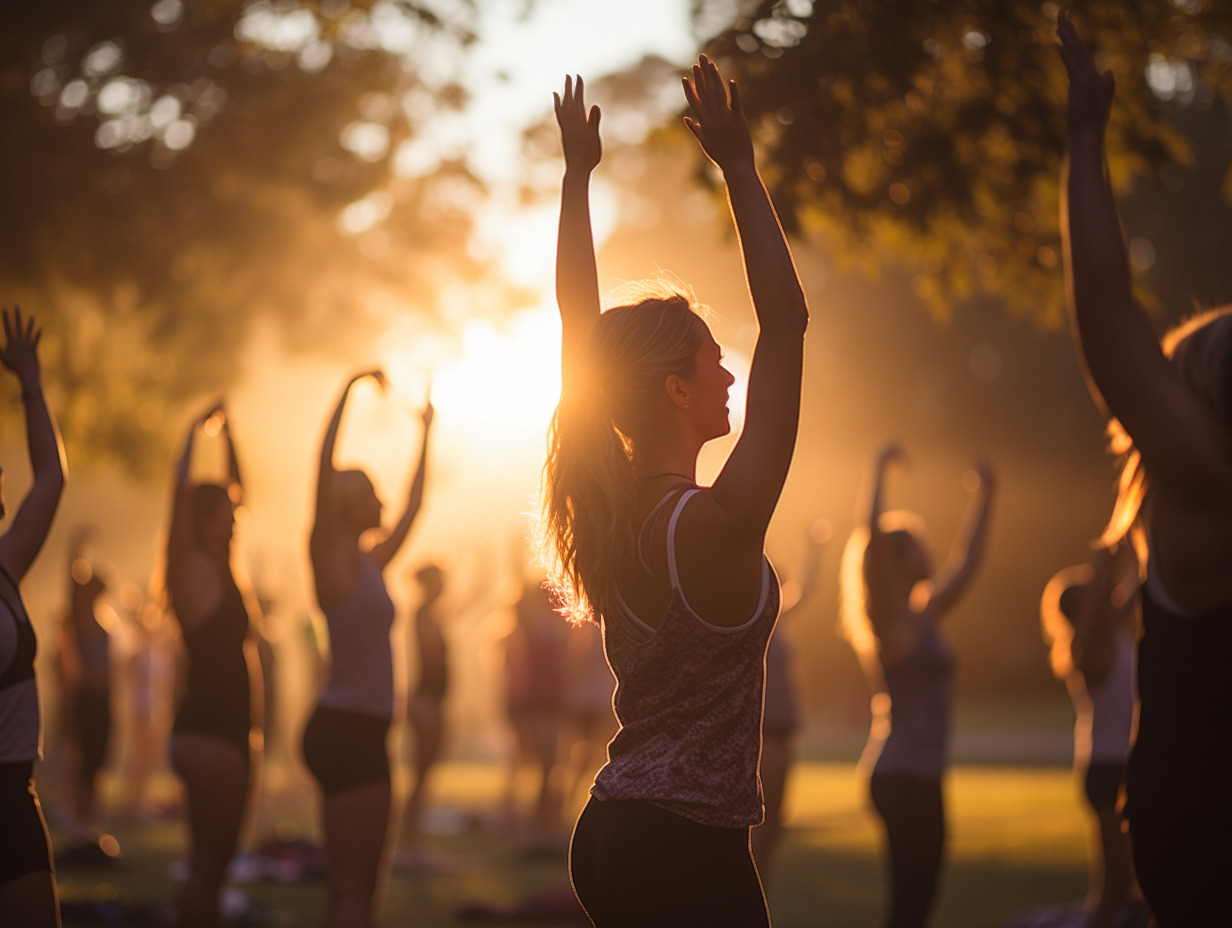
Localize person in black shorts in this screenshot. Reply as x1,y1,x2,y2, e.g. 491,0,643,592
305,371,432,928
1058,13,1232,925
0,307,68,927
165,401,262,928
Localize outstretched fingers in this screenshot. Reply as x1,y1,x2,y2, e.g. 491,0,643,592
727,79,744,117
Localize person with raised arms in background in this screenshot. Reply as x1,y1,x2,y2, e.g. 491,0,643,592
165,400,262,928
303,370,432,928
1057,13,1232,924
0,307,68,927
840,441,994,928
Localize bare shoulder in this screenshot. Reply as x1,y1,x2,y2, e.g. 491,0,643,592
672,488,769,628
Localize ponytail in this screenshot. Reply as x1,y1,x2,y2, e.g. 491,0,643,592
540,288,705,625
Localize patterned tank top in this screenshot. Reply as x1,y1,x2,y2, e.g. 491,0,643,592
591,488,781,828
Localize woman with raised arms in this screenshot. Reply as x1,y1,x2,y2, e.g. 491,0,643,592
840,442,994,928
165,401,262,928
1058,13,1232,925
304,370,432,928
542,56,808,927
0,308,67,927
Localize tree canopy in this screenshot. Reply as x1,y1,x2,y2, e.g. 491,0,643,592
698,0,1232,322
1,0,516,475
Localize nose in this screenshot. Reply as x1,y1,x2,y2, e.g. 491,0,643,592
723,366,736,387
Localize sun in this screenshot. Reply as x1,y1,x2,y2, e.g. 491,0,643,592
376,302,562,452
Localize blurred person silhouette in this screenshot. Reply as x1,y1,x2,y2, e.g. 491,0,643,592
840,442,995,928
560,610,616,814
753,518,830,891
165,400,263,928
542,57,808,926
0,307,68,927
54,526,115,844
303,370,432,928
117,582,176,821
396,559,485,867
1042,548,1141,928
503,574,568,848
1058,14,1232,924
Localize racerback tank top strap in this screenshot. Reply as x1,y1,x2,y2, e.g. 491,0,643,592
635,484,696,575
664,487,702,594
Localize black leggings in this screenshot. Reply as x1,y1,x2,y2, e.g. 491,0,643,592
869,772,945,928
569,798,769,928
0,763,54,885
1129,811,1232,927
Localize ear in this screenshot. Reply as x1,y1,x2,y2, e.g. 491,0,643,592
664,373,690,410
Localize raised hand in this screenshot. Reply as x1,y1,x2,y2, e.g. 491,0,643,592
1056,12,1115,139
972,455,996,493
351,368,387,391
554,75,602,175
682,54,754,175
876,439,908,469
0,306,43,389
201,398,227,437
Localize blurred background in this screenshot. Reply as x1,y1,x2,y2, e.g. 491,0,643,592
4,0,1232,785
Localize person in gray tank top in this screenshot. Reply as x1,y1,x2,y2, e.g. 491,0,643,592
306,369,432,928
840,441,995,928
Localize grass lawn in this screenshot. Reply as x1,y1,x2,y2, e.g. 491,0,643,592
53,762,1092,928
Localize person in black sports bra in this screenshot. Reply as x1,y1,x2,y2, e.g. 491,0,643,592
164,401,262,928
1058,14,1232,926
0,307,68,928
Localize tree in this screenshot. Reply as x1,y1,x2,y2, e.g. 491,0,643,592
0,0,519,475
696,0,1232,322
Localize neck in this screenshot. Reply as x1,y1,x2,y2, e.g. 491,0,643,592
632,434,700,484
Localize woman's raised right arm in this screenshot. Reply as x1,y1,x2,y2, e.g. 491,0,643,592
553,75,603,391
312,370,381,539
166,402,218,585
0,308,66,581
863,441,905,537
685,57,809,535
1059,13,1231,497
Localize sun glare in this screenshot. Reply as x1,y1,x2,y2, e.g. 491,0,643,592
379,304,562,450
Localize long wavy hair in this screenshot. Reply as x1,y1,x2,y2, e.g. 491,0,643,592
1102,306,1232,553
540,284,707,625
